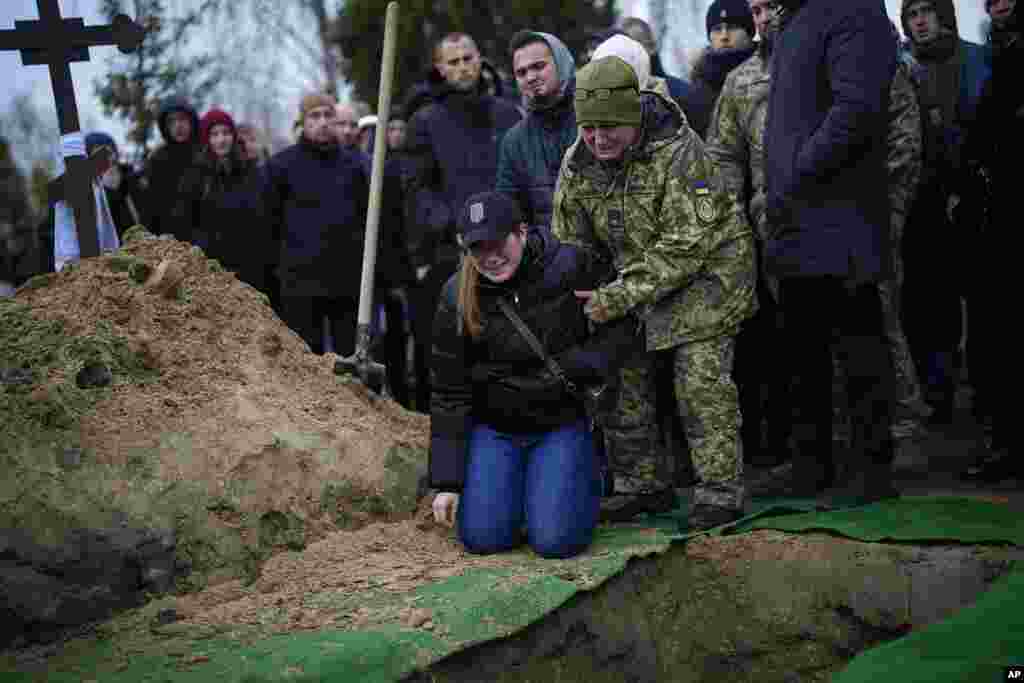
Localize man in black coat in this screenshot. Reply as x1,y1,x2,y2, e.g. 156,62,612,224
760,0,899,504
959,0,1021,483
142,97,199,242
404,32,522,412
257,93,406,358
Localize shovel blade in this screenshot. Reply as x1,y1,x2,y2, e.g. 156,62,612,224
334,354,388,396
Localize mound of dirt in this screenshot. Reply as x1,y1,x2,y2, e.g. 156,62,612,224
1,227,430,625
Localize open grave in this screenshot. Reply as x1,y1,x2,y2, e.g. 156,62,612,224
1,230,1021,683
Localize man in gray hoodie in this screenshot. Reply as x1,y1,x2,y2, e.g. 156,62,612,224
495,31,577,228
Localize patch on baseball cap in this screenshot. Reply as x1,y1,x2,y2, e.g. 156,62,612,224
457,192,524,248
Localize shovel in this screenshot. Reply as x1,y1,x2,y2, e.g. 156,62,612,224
334,1,400,395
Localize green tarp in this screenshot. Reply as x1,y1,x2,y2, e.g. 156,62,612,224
2,496,1020,683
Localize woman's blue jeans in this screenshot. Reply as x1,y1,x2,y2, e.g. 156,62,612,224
457,420,601,559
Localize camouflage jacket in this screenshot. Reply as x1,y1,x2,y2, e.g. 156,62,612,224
551,90,757,351
887,60,923,224
705,52,771,243
706,52,922,243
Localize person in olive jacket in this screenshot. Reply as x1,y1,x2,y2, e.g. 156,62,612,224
429,192,639,559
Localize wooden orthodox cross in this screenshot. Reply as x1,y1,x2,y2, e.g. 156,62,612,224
0,1,145,259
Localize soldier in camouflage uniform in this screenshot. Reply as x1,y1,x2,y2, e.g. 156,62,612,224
883,42,930,438
0,137,35,296
706,5,928,477
552,53,757,530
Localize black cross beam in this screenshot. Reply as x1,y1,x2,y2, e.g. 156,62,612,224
0,2,144,260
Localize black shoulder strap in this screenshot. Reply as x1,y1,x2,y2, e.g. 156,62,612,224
497,297,577,395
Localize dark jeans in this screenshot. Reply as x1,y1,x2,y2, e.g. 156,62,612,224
777,277,896,475
279,294,358,356
458,420,601,559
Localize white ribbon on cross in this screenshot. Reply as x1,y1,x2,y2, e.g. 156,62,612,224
53,132,120,271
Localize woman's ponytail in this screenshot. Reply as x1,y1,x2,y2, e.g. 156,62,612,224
457,252,484,338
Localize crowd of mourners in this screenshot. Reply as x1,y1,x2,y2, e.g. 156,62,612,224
1,0,1018,559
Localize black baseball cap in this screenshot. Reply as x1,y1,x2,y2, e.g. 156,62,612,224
457,192,524,248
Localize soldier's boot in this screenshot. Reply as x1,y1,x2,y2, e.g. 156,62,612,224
686,482,745,532
599,488,677,523
687,503,744,533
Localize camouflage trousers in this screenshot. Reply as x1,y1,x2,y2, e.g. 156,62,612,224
599,335,745,511
879,214,926,415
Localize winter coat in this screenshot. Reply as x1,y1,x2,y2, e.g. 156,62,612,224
687,46,757,139
494,83,577,229
763,0,897,283
142,98,200,241
494,33,577,228
706,51,771,241
428,228,640,492
257,136,405,298
171,148,259,266
903,38,991,193
404,79,521,270
552,88,757,352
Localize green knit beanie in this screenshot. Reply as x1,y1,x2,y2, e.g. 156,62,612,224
574,56,642,127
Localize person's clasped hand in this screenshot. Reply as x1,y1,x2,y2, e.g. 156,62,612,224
575,289,610,324
432,492,459,528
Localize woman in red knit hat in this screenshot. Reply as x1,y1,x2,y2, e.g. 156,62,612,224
173,107,261,286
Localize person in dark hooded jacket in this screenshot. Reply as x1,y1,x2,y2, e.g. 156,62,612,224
404,32,521,412
495,30,578,228
688,0,757,139
899,0,991,426
142,97,200,241
429,191,639,558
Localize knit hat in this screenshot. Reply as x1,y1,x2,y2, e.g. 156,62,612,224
574,56,642,128
901,0,958,39
706,0,756,40
457,192,523,248
199,108,236,147
84,131,117,157
298,92,337,122
590,34,651,90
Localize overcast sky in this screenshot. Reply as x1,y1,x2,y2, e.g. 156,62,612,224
0,0,992,154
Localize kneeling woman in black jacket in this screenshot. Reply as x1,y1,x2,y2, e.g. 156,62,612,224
430,192,637,559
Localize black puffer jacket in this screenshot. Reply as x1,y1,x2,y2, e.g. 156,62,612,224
428,229,640,492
